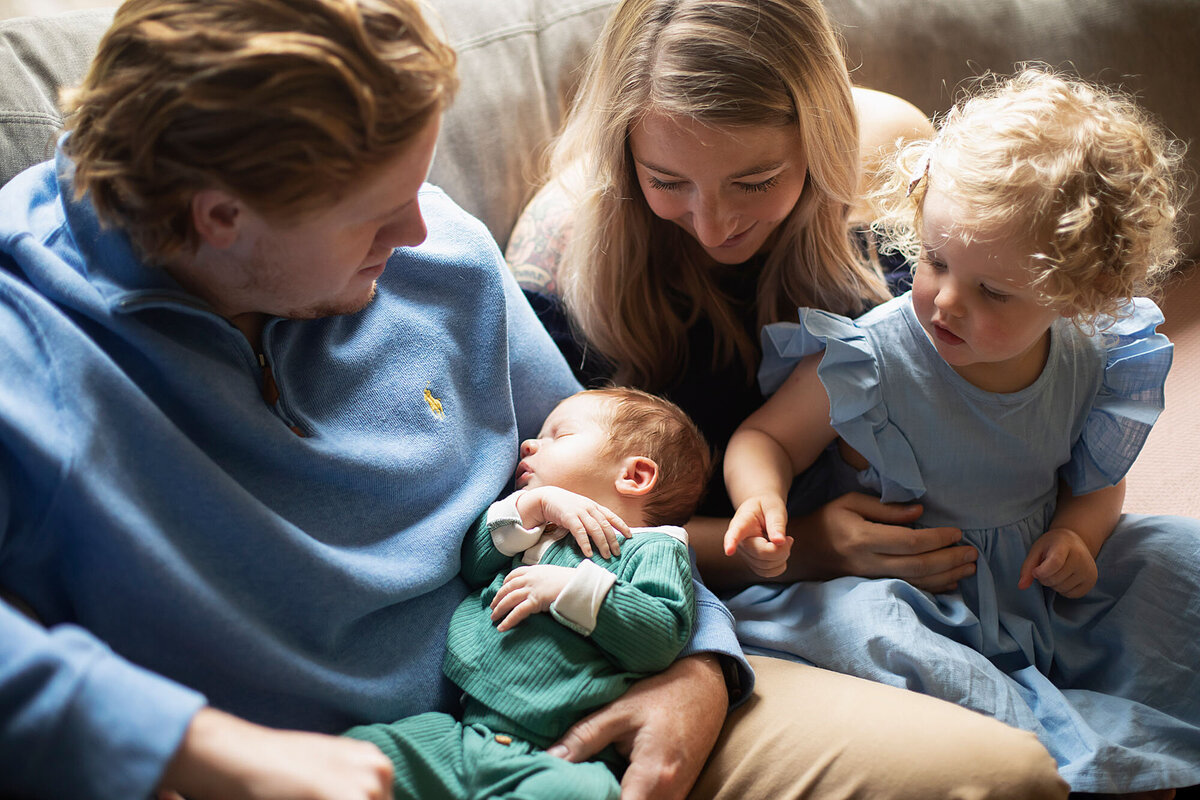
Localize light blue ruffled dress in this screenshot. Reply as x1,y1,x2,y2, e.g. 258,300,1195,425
725,293,1200,792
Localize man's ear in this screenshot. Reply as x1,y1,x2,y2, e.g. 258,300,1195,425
614,456,658,498
191,188,244,249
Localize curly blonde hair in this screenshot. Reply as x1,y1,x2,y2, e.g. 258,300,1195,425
589,387,712,527
62,0,457,267
871,67,1189,321
550,0,889,390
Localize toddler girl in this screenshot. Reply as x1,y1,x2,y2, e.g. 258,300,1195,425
721,68,1200,794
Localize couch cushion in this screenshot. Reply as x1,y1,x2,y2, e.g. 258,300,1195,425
0,8,112,187
0,1,618,251
424,0,616,249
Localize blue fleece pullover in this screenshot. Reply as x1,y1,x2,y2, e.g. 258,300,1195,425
0,150,748,799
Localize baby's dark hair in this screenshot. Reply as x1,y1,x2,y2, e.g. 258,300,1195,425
586,387,712,527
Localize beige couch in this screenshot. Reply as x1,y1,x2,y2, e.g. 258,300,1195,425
1,0,1196,518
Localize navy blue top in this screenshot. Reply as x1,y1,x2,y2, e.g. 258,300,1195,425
524,231,912,517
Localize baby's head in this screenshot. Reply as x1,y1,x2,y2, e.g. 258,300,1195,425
516,387,712,527
873,67,1190,322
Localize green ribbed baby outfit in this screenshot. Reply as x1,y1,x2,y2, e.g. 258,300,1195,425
344,506,695,799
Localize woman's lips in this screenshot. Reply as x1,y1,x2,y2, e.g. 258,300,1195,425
717,223,756,248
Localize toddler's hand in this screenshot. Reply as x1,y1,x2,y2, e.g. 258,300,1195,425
724,495,793,578
1018,527,1098,598
519,486,631,558
490,564,575,631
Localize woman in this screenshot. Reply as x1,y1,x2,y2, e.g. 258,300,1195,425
505,0,1068,797
507,0,974,594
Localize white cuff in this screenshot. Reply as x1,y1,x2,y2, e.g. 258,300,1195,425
550,559,617,637
486,491,546,556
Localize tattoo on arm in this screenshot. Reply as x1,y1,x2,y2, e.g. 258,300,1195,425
505,184,574,296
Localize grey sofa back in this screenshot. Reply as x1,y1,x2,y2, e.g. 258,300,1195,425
2,0,1197,258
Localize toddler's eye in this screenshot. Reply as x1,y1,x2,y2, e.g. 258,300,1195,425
922,253,947,272
980,284,1010,302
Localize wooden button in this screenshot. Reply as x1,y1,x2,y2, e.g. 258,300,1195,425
494,734,513,745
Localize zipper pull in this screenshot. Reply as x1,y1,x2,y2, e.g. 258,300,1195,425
257,353,305,437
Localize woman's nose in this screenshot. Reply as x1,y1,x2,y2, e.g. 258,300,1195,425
691,197,738,248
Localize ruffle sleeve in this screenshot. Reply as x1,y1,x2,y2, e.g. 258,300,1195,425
759,307,925,503
1060,297,1173,495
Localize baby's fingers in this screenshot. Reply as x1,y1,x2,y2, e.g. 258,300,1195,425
496,599,538,631
586,507,630,558
490,575,528,618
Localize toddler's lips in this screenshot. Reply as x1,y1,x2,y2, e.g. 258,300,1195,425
933,323,964,346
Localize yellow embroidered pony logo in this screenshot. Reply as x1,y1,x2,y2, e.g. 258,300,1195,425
423,385,445,420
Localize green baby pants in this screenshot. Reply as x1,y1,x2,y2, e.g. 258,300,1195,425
344,711,621,800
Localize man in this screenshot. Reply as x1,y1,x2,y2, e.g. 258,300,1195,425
0,0,741,797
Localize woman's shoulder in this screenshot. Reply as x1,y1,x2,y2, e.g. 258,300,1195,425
504,169,583,297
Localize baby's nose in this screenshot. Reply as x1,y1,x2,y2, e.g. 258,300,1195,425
519,439,536,457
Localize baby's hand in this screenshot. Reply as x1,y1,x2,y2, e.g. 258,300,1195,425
518,486,631,558
724,495,793,578
490,564,575,631
1018,527,1098,598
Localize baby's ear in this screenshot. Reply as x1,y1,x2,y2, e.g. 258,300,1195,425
615,456,658,497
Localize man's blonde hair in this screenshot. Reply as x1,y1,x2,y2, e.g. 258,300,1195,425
549,0,888,390
872,67,1190,321
62,0,457,266
588,387,711,527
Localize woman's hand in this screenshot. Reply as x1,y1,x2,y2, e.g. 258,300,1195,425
548,653,727,800
789,492,977,593
159,707,393,800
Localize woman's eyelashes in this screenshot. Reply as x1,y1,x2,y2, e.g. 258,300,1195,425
738,175,781,193
646,175,682,192
644,174,782,193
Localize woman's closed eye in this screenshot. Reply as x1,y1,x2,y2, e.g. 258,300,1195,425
646,175,683,192
737,175,781,194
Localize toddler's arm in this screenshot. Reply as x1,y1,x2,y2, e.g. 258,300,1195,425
1018,479,1125,597
723,354,838,577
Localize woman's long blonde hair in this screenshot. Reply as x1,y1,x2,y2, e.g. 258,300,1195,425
551,0,888,389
